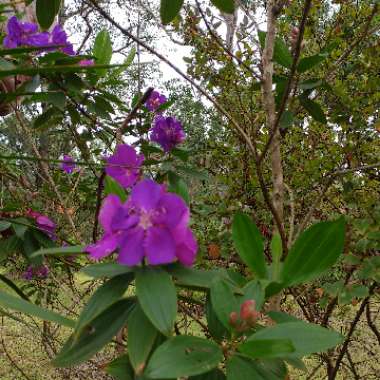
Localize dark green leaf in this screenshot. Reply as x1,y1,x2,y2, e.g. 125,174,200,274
210,278,238,329
190,369,226,380
160,0,184,24
258,31,292,69
241,280,265,311
36,0,61,30
298,54,327,73
299,96,327,124
135,267,177,336
106,355,134,380
12,217,29,238
211,0,235,14
282,218,345,287
0,290,75,328
75,273,133,333
226,356,263,379
206,293,231,342
128,303,158,373
145,335,223,378
53,298,134,367
0,235,22,262
279,110,294,129
232,213,267,279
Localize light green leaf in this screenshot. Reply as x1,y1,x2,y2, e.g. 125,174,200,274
239,339,295,359
30,245,86,258
247,321,343,358
81,263,133,278
0,290,75,328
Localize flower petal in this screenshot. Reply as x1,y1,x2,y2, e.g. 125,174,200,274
145,226,176,265
130,179,163,211
156,193,188,228
99,194,122,234
86,234,118,260
118,227,145,266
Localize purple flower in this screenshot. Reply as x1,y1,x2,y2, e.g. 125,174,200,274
50,25,75,55
22,265,49,280
60,155,76,174
79,59,95,66
105,144,144,189
150,116,186,152
145,91,167,112
27,210,57,240
85,179,197,267
3,16,49,48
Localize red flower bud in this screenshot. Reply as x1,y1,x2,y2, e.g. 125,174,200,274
240,299,260,326
229,311,239,326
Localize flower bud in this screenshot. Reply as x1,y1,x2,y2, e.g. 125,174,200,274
240,299,260,326
229,311,239,327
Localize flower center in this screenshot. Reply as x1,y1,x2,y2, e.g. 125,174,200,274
139,209,153,230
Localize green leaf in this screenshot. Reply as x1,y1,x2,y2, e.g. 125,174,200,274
267,311,300,324
298,54,327,73
190,369,226,380
247,321,343,358
104,176,127,202
210,278,238,329
30,245,85,258
145,335,223,378
128,303,158,373
258,31,292,69
36,0,61,30
241,280,265,311
206,293,231,342
0,290,75,328
168,172,190,204
106,355,134,380
160,0,184,24
75,273,133,333
0,235,23,262
299,96,327,124
0,221,11,231
279,110,294,129
12,217,29,238
93,29,113,76
226,356,264,379
232,213,267,279
81,263,133,278
211,0,235,14
168,264,226,290
135,267,177,336
53,298,134,367
282,218,345,287
239,339,295,359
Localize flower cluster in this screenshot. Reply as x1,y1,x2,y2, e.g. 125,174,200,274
60,155,76,174
150,116,186,153
229,299,262,332
145,90,186,152
27,210,57,240
3,16,74,55
22,264,49,280
145,90,167,112
86,179,197,267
